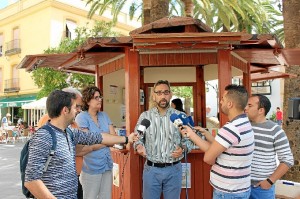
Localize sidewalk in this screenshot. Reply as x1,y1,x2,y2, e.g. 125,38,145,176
0,142,25,199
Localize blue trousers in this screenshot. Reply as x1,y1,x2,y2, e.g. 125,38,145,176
250,185,275,199
142,162,182,199
213,189,251,199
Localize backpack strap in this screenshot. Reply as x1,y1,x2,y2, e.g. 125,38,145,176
66,127,74,144
41,124,57,172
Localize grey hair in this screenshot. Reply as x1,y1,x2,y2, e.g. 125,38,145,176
62,87,82,97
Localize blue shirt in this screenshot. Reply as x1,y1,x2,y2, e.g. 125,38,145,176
25,122,103,199
75,111,113,174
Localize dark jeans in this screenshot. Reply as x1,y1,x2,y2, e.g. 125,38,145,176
77,175,83,199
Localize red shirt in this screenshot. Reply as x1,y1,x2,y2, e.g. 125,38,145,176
276,110,283,120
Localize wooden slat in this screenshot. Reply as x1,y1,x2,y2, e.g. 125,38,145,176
139,53,217,66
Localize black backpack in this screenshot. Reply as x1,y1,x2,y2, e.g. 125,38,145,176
20,124,57,198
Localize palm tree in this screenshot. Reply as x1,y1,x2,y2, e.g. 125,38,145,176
282,0,300,182
85,0,278,31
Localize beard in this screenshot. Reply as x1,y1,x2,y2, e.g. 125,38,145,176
157,99,169,108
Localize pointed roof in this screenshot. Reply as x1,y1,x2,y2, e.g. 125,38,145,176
130,16,212,35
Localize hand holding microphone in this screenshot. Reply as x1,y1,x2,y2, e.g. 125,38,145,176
134,118,151,157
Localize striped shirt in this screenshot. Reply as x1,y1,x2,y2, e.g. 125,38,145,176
133,107,193,163
251,120,294,185
211,113,254,193
25,123,103,199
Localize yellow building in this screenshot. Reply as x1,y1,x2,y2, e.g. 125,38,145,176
0,0,140,125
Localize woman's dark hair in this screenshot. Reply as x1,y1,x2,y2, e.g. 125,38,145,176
81,86,102,111
171,98,185,112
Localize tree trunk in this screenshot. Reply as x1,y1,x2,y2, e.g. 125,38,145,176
282,0,300,182
150,0,169,22
143,0,151,25
181,0,194,17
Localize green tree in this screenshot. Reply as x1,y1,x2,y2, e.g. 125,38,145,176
85,0,281,37
31,21,119,98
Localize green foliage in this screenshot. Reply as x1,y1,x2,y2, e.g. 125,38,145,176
171,86,193,98
32,21,119,98
269,111,276,121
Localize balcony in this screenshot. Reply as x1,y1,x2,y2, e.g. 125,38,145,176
4,78,20,93
5,39,21,56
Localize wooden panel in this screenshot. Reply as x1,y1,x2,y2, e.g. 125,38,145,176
98,57,125,76
196,66,205,127
218,50,231,126
124,47,141,199
139,53,217,67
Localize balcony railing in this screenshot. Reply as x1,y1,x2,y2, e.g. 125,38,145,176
5,39,21,56
4,78,20,93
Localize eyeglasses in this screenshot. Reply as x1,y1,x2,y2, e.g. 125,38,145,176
94,95,103,101
76,104,82,109
154,90,171,96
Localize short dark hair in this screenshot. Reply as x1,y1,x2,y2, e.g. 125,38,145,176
252,94,271,116
225,84,248,111
81,86,102,111
47,90,76,118
153,80,171,90
171,98,185,112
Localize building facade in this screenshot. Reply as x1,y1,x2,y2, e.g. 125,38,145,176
0,0,140,125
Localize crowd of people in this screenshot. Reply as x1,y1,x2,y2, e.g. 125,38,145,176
11,79,295,199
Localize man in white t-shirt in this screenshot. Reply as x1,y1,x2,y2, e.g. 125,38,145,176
1,113,11,129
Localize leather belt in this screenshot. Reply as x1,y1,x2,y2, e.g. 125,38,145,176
147,160,180,168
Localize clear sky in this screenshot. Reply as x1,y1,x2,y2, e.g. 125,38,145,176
0,0,8,9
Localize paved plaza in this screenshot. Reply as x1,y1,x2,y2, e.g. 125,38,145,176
0,141,25,199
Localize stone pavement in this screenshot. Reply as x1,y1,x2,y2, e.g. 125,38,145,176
0,141,25,199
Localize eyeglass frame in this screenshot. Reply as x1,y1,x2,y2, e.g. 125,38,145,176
153,90,171,96
93,95,103,101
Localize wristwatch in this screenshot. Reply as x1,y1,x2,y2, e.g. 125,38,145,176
266,178,274,185
124,136,128,144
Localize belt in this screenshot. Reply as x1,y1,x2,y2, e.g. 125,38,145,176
147,160,180,168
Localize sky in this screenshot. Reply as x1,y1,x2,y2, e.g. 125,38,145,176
0,0,8,9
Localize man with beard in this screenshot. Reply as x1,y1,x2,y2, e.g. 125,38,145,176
134,80,193,199
245,94,293,199
179,84,254,198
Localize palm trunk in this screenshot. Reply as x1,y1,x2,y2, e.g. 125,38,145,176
282,0,300,182
181,0,194,17
143,0,151,25
150,0,169,22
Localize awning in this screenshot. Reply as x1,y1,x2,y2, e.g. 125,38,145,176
0,95,36,108
22,97,47,109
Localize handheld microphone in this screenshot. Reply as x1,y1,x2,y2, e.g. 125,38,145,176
170,113,184,130
177,113,205,140
178,113,192,127
137,119,151,136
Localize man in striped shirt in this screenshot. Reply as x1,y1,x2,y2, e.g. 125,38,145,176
245,94,294,199
134,80,193,199
181,84,254,198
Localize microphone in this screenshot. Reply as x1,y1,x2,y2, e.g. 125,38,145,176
137,119,151,136
177,113,205,140
170,113,184,130
178,113,192,127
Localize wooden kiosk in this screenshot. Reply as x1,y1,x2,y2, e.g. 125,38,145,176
18,17,296,199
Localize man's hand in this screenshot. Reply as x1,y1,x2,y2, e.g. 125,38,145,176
255,179,272,190
179,125,195,138
136,144,146,157
128,132,138,143
172,146,183,158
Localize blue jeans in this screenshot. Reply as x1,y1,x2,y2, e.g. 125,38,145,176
213,189,250,199
143,162,182,199
250,185,275,199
